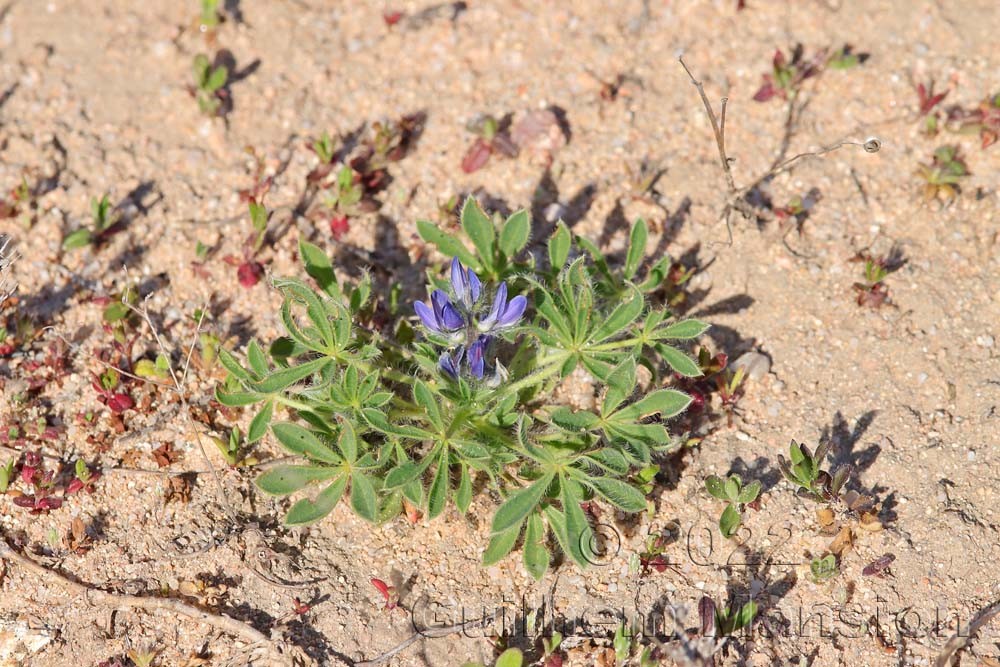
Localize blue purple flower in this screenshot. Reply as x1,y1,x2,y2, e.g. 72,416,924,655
450,257,482,309
438,345,465,379
414,289,464,333
417,258,528,382
478,282,527,332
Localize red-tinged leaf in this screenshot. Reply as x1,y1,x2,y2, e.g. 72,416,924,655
736,0,746,8
38,497,62,511
330,215,350,241
370,578,398,609
383,10,403,26
981,129,998,149
13,495,36,508
107,393,134,413
545,654,564,667
772,49,786,69
20,466,37,485
237,261,264,288
753,80,777,102
461,138,492,173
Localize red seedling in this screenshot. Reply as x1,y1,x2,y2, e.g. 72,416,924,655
383,10,404,26
753,44,828,102
370,577,400,611
292,597,311,615
91,370,134,414
236,260,264,287
460,115,518,173
917,81,949,115
954,92,1000,149
329,214,350,241
223,198,269,288
66,460,101,495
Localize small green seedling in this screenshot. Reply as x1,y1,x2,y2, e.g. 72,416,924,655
704,474,760,538
0,458,13,492
321,166,364,216
917,145,968,204
213,427,245,466
853,256,890,308
700,595,758,638
199,0,221,29
810,554,838,583
192,54,228,116
541,632,563,667
462,648,523,667
62,195,119,251
777,440,852,503
956,92,1000,149
614,622,634,662
134,353,172,381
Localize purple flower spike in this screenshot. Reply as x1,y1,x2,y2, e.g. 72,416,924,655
415,290,465,333
468,335,490,379
439,346,465,379
450,258,482,309
479,282,527,332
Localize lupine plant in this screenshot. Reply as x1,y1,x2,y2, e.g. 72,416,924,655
217,198,707,578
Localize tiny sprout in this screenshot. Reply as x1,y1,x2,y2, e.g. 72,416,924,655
752,44,828,102
705,474,761,538
134,353,172,380
199,0,221,29
917,145,968,204
212,427,249,466
955,91,1000,149
311,131,336,166
62,194,120,251
700,595,758,637
461,649,523,667
0,458,13,492
192,54,228,116
461,114,518,173
810,553,838,583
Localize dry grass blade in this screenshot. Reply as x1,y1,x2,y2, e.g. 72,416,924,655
935,599,1000,667
0,532,315,666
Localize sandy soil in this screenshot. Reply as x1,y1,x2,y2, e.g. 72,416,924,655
1,0,999,665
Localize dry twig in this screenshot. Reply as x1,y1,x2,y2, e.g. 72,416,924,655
0,532,312,666
677,56,879,245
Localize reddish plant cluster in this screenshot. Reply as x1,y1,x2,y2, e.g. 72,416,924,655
307,114,424,241
11,451,62,513
461,114,518,173
753,43,867,103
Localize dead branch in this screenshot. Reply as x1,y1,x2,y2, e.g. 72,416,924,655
0,532,313,666
678,56,880,246
935,599,1000,667
355,617,491,667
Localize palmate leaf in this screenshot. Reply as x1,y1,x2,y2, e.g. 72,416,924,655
271,422,341,463
522,513,550,580
588,476,647,512
499,209,530,258
589,285,643,343
483,525,521,566
491,474,554,535
256,465,341,495
416,219,479,270
460,197,496,273
285,476,348,525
